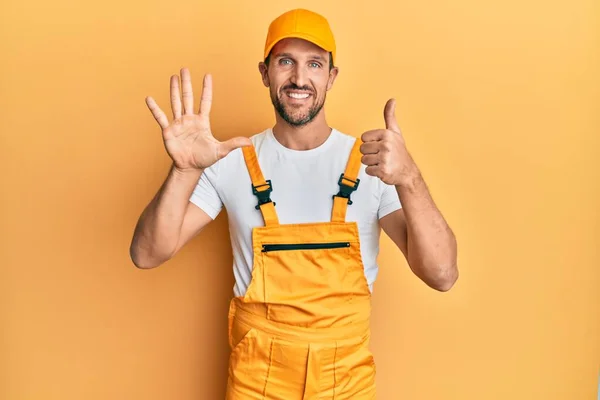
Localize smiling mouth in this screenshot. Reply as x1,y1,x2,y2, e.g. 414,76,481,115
285,91,312,100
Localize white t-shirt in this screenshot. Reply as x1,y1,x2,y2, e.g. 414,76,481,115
189,128,402,297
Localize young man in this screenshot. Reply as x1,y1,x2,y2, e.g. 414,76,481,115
130,8,458,399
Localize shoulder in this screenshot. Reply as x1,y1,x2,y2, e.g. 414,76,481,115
331,128,359,149
249,129,269,148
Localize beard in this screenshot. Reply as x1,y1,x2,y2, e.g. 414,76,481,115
270,85,326,127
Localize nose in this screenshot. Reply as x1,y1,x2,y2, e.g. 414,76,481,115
290,64,308,88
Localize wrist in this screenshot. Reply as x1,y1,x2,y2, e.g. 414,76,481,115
395,171,424,193
172,164,204,179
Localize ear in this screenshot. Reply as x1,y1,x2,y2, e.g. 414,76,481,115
326,66,339,91
258,61,270,87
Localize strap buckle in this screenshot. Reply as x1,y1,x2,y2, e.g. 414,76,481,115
333,173,360,205
252,180,276,210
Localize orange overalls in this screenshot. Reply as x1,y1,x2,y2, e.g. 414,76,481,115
225,139,376,399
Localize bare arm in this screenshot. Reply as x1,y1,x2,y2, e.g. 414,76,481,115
380,182,458,291
129,67,250,268
362,98,458,291
129,165,213,268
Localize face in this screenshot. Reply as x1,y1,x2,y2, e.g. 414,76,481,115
259,38,339,127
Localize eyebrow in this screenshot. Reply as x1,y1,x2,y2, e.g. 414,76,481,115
273,52,326,61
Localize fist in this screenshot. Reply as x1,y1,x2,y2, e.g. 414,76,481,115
360,99,419,186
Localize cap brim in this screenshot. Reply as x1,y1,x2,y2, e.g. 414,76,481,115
264,32,335,61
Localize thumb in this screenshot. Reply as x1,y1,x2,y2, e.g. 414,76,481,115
384,98,400,133
218,136,252,158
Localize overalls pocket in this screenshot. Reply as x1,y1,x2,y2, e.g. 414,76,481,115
333,338,377,399
227,326,273,398
259,241,354,327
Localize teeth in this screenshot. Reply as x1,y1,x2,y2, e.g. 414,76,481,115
288,92,310,99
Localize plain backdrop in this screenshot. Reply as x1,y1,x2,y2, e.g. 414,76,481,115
1,0,598,399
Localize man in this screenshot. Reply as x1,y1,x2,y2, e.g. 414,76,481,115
130,8,458,399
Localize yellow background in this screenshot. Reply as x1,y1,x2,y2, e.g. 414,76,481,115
1,0,598,399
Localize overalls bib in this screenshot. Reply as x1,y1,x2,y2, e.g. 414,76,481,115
225,139,376,400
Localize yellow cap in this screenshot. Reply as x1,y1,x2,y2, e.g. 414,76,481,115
264,9,336,64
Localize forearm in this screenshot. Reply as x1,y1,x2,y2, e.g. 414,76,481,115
396,173,458,291
130,164,203,268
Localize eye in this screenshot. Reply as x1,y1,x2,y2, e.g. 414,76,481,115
279,58,293,65
309,62,322,68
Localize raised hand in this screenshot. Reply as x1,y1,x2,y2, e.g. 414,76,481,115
145,68,251,171
360,99,420,186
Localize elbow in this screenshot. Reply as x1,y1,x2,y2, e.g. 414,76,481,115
129,243,166,269
414,262,458,292
130,250,156,269
430,264,459,292
131,256,159,270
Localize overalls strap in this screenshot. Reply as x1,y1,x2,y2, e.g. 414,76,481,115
331,138,363,222
242,145,280,226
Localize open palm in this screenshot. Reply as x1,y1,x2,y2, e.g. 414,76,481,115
145,68,250,170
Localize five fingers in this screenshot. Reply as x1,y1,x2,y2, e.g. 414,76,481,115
146,67,212,130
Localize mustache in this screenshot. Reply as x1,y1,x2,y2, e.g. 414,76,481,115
281,84,314,93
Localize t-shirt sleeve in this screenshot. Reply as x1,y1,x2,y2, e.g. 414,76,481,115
378,182,402,219
189,162,223,220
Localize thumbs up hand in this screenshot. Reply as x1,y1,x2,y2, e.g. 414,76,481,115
360,99,420,186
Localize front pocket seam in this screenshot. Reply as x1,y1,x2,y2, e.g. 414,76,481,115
261,338,274,398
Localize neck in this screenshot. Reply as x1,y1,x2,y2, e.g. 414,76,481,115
271,112,332,151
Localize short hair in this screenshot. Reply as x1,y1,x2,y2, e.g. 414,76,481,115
264,52,335,71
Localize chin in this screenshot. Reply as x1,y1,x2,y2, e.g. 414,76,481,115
287,111,311,122
281,105,308,116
